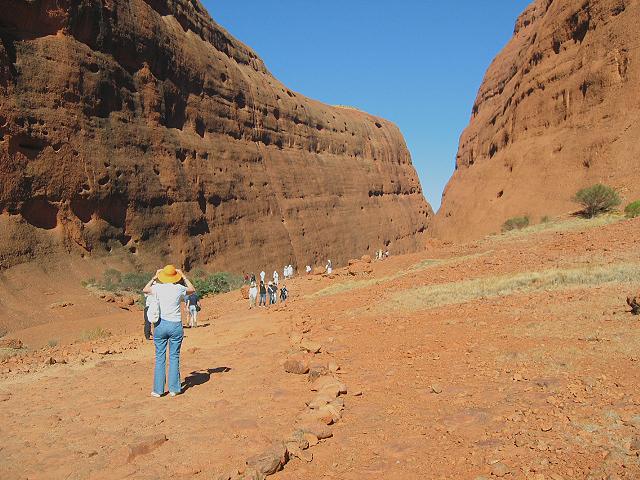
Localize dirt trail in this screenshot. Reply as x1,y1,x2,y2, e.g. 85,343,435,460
2,217,640,479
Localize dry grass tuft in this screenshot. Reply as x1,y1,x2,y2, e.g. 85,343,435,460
80,327,111,342
496,214,623,239
384,263,640,313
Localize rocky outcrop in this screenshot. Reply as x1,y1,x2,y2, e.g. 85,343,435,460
0,0,431,272
436,0,640,241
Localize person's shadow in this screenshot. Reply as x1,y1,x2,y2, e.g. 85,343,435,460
181,367,231,392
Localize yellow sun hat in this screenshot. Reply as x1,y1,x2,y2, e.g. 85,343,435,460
157,264,182,284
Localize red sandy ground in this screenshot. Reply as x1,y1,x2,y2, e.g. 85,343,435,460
1,217,640,479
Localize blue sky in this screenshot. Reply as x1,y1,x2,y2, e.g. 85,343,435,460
204,1,531,210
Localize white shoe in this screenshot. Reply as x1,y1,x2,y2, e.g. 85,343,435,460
169,391,179,397
151,392,161,398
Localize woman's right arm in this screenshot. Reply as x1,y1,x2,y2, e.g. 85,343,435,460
143,270,161,294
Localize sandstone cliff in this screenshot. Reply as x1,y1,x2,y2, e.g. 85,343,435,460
436,0,639,241
0,0,431,273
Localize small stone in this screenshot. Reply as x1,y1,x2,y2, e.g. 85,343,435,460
431,384,443,394
45,357,56,365
307,393,334,410
328,361,340,373
629,436,640,451
290,333,303,345
491,462,511,477
300,339,322,354
0,392,10,402
246,445,286,476
303,433,319,447
284,358,309,375
288,444,313,462
351,389,363,396
298,422,333,440
541,422,553,432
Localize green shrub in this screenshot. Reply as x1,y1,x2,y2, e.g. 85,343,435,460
541,215,552,224
48,339,58,348
624,200,640,218
502,216,530,232
573,184,620,218
193,272,244,297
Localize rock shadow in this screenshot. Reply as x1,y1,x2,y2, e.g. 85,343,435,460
181,366,231,393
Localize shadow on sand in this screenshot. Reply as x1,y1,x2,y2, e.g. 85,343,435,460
181,367,231,392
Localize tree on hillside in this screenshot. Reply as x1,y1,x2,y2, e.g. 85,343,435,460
573,184,620,218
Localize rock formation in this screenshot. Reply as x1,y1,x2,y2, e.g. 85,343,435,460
436,0,639,241
0,0,431,273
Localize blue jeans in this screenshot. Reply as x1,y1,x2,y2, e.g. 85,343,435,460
259,293,266,306
153,320,184,394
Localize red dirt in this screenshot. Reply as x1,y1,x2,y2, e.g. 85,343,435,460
2,216,639,479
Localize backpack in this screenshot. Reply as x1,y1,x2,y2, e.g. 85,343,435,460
147,294,161,325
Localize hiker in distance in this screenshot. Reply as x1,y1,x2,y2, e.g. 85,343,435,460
143,265,196,397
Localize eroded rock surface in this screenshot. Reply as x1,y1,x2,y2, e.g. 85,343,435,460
436,0,640,241
0,0,431,271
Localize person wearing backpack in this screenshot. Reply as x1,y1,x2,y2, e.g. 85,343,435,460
143,265,196,398
186,292,200,328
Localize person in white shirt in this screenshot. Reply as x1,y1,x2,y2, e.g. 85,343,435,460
273,270,279,287
306,265,311,274
248,279,258,309
143,265,196,398
260,270,265,282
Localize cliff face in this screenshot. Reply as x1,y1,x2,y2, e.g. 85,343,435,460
0,0,432,272
436,0,640,241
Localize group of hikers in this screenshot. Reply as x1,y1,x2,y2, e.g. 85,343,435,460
246,268,290,309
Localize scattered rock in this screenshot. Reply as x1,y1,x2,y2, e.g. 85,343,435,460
49,301,74,309
361,254,372,263
125,434,168,463
491,462,511,477
289,333,303,345
307,393,335,410
0,338,23,350
245,444,287,476
351,389,363,397
284,358,309,375
287,444,313,462
300,339,322,354
44,357,56,365
328,361,340,373
541,422,553,432
430,384,443,394
285,430,309,450
298,423,333,440
303,433,319,447
0,392,10,402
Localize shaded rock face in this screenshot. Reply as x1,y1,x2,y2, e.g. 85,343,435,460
0,0,431,272
436,0,639,241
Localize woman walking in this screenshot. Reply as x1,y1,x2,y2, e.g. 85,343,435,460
143,265,196,397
